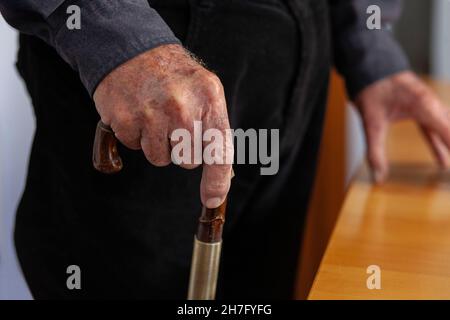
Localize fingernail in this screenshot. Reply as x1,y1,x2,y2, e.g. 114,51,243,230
206,197,223,209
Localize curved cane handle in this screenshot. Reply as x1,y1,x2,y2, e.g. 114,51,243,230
92,120,123,174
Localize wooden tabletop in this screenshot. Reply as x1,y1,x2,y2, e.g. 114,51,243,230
308,79,450,300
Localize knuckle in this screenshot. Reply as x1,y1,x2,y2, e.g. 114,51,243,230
113,111,136,129
142,108,157,123
166,97,192,125
411,89,437,114
204,72,222,90
112,126,138,145
417,95,432,111
115,132,140,149
204,178,229,197
201,73,225,102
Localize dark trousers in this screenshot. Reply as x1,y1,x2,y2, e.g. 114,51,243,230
14,0,331,299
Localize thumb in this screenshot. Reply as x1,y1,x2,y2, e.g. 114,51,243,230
364,119,389,184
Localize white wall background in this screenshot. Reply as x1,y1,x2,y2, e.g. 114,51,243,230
0,16,33,299
345,105,366,185
432,0,450,81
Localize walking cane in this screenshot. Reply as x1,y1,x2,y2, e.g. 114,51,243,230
92,120,229,300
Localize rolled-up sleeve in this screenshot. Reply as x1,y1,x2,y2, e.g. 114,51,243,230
329,0,410,98
0,0,180,95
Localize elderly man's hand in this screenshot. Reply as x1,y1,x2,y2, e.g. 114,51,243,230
354,71,450,183
93,44,233,208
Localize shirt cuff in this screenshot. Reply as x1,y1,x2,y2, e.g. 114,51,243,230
47,0,181,96
338,28,410,99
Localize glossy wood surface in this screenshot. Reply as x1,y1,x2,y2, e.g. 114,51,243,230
309,79,450,300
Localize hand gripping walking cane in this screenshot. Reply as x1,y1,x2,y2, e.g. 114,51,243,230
92,120,229,300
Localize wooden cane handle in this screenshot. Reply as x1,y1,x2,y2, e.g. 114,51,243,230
92,120,123,174
196,199,228,243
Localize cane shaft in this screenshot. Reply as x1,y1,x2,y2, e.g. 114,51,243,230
187,237,222,300
188,200,227,300
92,120,229,300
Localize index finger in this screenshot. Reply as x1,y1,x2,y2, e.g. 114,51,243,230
200,109,234,209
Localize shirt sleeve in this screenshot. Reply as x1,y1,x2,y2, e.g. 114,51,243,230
0,0,181,96
329,0,410,98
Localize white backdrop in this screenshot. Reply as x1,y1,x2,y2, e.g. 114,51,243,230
432,0,450,81
0,17,33,299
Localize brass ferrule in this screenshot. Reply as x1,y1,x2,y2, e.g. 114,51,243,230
187,237,222,300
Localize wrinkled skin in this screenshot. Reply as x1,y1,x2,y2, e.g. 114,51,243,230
355,71,450,183
94,44,233,208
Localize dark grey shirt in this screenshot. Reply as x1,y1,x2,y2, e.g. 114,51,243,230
329,0,409,97
0,0,409,97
